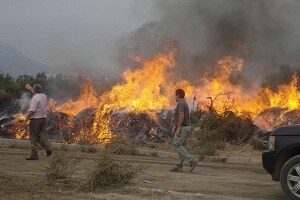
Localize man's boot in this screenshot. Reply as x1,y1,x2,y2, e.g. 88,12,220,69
170,165,183,172
26,155,39,160
189,158,198,172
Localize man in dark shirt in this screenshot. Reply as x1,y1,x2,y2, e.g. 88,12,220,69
170,89,198,172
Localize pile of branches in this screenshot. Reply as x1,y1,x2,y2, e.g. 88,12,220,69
255,107,300,130
190,109,267,155
192,110,255,142
109,110,174,144
0,106,175,145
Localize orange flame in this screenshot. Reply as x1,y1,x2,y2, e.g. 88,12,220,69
10,114,29,139
92,48,179,142
11,46,300,142
49,75,98,116
193,56,300,130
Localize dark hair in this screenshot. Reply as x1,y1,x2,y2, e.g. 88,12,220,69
33,84,43,93
175,89,185,98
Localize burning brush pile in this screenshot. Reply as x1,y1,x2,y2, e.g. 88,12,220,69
0,48,180,144
1,46,300,149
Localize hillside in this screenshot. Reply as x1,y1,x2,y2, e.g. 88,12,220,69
0,42,49,76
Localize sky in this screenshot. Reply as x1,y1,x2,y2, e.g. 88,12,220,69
1,0,300,82
0,0,153,74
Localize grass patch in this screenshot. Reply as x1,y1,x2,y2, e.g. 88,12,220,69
105,136,138,155
59,144,69,152
80,145,97,153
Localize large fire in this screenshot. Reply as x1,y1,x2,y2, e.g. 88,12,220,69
6,45,300,143
49,75,98,116
92,48,187,142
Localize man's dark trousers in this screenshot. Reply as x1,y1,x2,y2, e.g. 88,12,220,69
29,118,51,156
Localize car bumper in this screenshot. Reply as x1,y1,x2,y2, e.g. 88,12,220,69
262,151,276,177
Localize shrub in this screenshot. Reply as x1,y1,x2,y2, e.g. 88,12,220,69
80,151,140,191
0,89,12,109
190,110,205,124
192,110,254,144
45,151,79,181
189,129,225,156
189,110,255,156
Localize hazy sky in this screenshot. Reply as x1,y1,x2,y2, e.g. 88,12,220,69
2,0,300,81
0,0,153,71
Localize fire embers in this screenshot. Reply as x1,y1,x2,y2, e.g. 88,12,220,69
0,112,69,141
0,100,28,139
0,115,28,139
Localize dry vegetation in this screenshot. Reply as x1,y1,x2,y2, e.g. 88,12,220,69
188,110,267,156
79,151,141,191
45,148,141,192
45,151,80,181
105,136,138,155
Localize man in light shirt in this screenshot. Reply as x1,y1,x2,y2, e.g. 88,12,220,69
24,84,52,160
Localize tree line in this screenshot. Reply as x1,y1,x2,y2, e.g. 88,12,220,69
0,71,82,109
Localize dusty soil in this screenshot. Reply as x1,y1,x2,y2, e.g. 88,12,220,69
0,147,287,200
142,142,263,163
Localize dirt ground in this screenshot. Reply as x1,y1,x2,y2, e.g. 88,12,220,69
0,147,287,200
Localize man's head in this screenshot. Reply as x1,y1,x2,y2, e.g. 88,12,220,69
32,84,43,93
175,89,185,102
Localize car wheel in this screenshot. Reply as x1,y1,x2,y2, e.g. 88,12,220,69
281,155,300,200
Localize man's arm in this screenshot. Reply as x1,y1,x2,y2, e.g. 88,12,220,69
25,84,35,94
177,112,184,128
20,111,34,125
25,111,35,121
175,112,184,136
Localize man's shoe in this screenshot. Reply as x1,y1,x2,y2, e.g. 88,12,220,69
46,150,52,157
170,165,183,172
189,158,198,172
26,155,39,160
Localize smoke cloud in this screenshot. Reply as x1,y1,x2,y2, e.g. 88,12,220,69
117,0,300,85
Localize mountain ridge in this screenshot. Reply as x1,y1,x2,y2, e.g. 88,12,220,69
0,42,50,76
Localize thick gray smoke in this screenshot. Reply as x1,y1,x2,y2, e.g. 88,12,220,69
18,92,31,113
117,0,300,85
